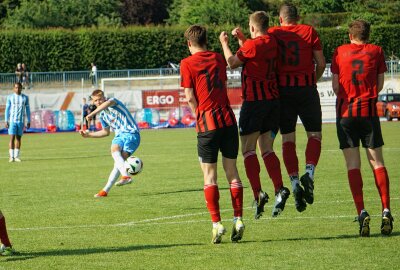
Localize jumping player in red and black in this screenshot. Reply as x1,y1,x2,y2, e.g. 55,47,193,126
180,25,244,244
331,19,393,237
220,11,290,219
268,3,326,212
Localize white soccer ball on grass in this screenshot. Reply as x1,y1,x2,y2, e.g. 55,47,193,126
125,156,143,175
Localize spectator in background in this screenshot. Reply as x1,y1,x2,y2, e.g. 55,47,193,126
0,210,15,256
21,63,29,88
90,63,97,87
15,63,24,84
88,98,97,130
5,82,30,162
82,98,90,129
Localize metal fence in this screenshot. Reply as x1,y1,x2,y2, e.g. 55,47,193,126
0,60,399,92
0,68,180,92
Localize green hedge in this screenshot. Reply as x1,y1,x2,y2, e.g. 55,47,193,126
1,25,399,72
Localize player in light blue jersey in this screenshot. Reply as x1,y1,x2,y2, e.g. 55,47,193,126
79,89,141,197
5,83,30,162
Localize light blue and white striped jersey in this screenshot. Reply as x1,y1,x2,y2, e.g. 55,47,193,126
99,98,139,136
5,93,31,123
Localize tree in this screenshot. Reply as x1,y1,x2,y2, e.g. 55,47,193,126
293,0,345,14
288,0,400,27
120,0,172,25
2,0,122,29
0,0,20,23
166,0,252,27
343,0,400,25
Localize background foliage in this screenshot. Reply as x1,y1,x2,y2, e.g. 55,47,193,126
0,0,399,71
0,24,399,72
1,0,399,28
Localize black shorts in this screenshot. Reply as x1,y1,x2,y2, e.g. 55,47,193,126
279,86,322,134
239,100,280,136
336,117,384,149
197,125,239,163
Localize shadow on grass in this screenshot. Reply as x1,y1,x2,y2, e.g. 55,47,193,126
140,188,203,196
141,186,247,196
2,243,203,262
239,231,400,243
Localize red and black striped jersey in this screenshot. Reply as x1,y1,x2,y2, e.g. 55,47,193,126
236,34,279,101
268,24,322,87
331,43,387,118
180,51,236,133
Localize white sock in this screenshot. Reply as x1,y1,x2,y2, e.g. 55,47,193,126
305,164,315,180
9,149,14,158
290,175,300,190
14,149,20,158
212,222,221,228
103,165,121,193
111,151,129,177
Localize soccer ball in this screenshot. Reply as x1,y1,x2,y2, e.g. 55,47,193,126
125,156,143,175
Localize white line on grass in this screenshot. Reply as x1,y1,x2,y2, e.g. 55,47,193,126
3,214,376,232
10,199,398,232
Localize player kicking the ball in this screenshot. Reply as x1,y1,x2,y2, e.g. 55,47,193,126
79,89,140,197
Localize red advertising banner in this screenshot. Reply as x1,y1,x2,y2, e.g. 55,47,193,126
142,90,180,108
227,87,242,106
142,88,242,109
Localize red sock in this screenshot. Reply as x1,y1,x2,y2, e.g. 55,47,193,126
305,137,321,166
204,184,220,222
348,169,364,215
373,167,390,210
229,180,243,217
282,142,298,176
262,152,283,193
0,216,11,247
244,151,261,200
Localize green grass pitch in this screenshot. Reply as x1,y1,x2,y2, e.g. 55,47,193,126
0,122,399,269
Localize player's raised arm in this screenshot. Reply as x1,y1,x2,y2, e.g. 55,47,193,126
86,89,115,122
86,99,115,122
219,31,243,69
231,27,246,47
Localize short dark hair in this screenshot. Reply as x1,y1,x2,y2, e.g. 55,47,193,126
250,11,269,30
279,3,299,23
184,25,207,47
14,82,22,89
348,20,370,42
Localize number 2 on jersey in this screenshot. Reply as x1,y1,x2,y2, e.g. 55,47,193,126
352,60,364,86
